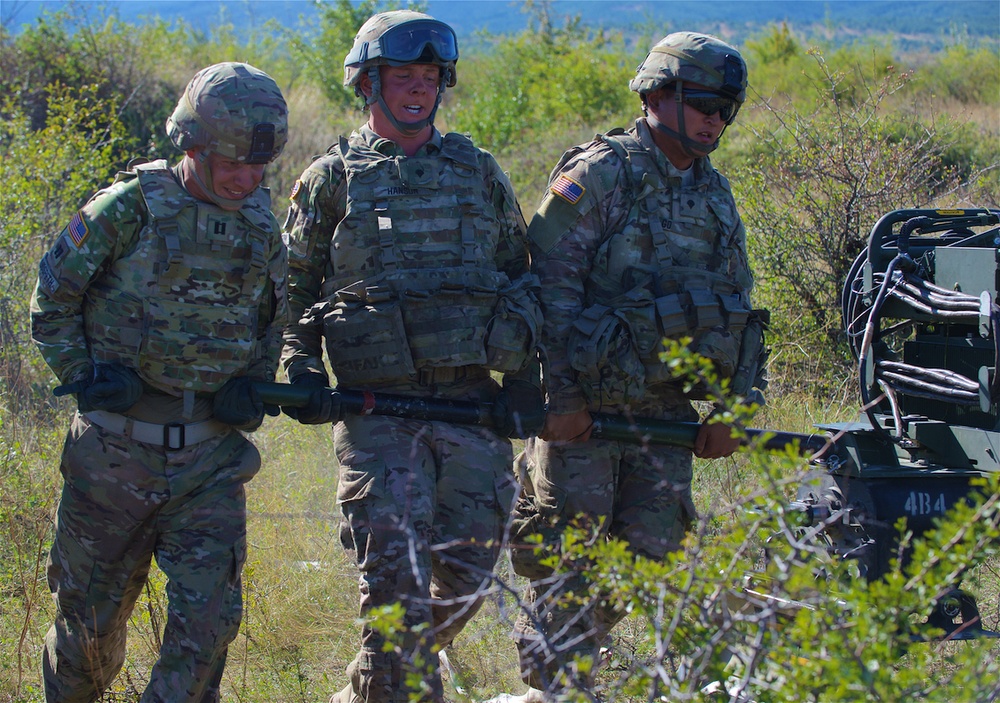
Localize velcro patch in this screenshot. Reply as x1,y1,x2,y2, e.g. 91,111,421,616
289,179,302,199
550,175,585,205
67,211,89,247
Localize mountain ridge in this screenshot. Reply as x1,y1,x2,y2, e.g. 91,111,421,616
3,0,997,54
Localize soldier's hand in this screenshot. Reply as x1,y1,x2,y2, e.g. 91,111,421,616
540,409,593,443
283,374,341,425
491,379,545,438
214,376,270,431
693,416,740,459
75,363,144,414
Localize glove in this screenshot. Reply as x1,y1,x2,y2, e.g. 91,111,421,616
491,378,545,439
213,377,277,431
76,363,143,414
282,374,341,425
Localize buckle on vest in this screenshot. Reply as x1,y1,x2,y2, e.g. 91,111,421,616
164,422,185,450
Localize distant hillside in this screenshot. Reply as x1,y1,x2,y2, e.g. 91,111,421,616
3,0,998,54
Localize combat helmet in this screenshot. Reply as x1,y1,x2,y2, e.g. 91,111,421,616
167,62,288,165
630,32,747,156
343,10,459,136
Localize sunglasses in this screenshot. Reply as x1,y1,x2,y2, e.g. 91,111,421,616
680,90,740,123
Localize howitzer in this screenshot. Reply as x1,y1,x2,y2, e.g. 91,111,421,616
790,208,1000,640
253,381,827,452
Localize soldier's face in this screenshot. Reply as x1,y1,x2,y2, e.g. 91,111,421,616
646,82,727,164
365,64,441,124
204,152,266,200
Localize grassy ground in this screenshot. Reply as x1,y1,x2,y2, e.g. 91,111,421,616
3,388,999,702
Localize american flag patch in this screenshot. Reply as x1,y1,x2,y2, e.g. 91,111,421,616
550,175,585,205
289,179,302,199
67,211,89,247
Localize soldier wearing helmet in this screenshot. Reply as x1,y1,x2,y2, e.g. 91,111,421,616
32,62,288,702
494,32,767,701
279,9,542,703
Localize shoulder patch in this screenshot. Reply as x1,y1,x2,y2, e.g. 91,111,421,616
67,211,90,248
550,174,586,205
290,179,302,199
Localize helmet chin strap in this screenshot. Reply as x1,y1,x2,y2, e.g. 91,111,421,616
366,66,446,138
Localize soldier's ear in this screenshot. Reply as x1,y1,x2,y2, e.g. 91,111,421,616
359,72,373,99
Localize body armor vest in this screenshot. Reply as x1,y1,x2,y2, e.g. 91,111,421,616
83,160,274,395
573,130,752,394
316,132,512,385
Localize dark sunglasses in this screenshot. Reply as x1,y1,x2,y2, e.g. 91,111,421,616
681,90,740,122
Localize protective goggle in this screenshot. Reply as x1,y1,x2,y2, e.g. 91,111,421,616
349,20,459,66
679,90,740,123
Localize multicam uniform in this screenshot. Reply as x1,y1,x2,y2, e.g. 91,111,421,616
31,160,286,703
281,125,536,702
510,117,754,689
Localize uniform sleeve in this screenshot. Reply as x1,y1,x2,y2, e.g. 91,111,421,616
483,153,530,281
528,150,622,414
246,209,288,382
30,180,142,385
279,157,346,383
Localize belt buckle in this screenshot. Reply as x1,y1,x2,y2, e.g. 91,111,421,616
164,422,185,450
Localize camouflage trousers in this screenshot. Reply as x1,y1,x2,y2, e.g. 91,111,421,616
332,414,516,703
510,401,697,694
43,413,261,703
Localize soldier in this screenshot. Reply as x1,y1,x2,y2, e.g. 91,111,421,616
279,10,542,703
31,63,288,703
500,32,767,700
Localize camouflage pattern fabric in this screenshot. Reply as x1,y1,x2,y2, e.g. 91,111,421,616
281,124,533,703
629,31,747,104
30,155,285,703
31,162,286,394
166,62,288,164
281,125,531,387
510,117,753,693
42,414,260,703
333,411,516,703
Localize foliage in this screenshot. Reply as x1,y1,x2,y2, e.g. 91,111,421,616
1,6,999,701
0,4,178,158
281,0,424,111
0,85,132,409
447,4,639,152
498,344,1000,702
910,43,1000,105
731,52,985,396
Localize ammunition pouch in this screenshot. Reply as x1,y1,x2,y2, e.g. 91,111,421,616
308,292,416,386
485,274,542,373
314,268,508,385
731,309,770,403
568,303,646,406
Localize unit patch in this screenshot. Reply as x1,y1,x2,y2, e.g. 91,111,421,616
67,211,90,247
550,175,585,205
38,256,60,294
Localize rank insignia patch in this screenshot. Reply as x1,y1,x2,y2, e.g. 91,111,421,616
550,175,585,205
67,211,89,247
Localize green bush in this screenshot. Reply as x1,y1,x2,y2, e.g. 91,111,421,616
0,84,132,407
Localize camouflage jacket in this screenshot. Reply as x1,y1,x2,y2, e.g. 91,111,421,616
527,118,753,414
31,160,287,401
280,125,533,388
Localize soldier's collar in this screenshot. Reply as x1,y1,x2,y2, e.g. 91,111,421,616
359,124,443,157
